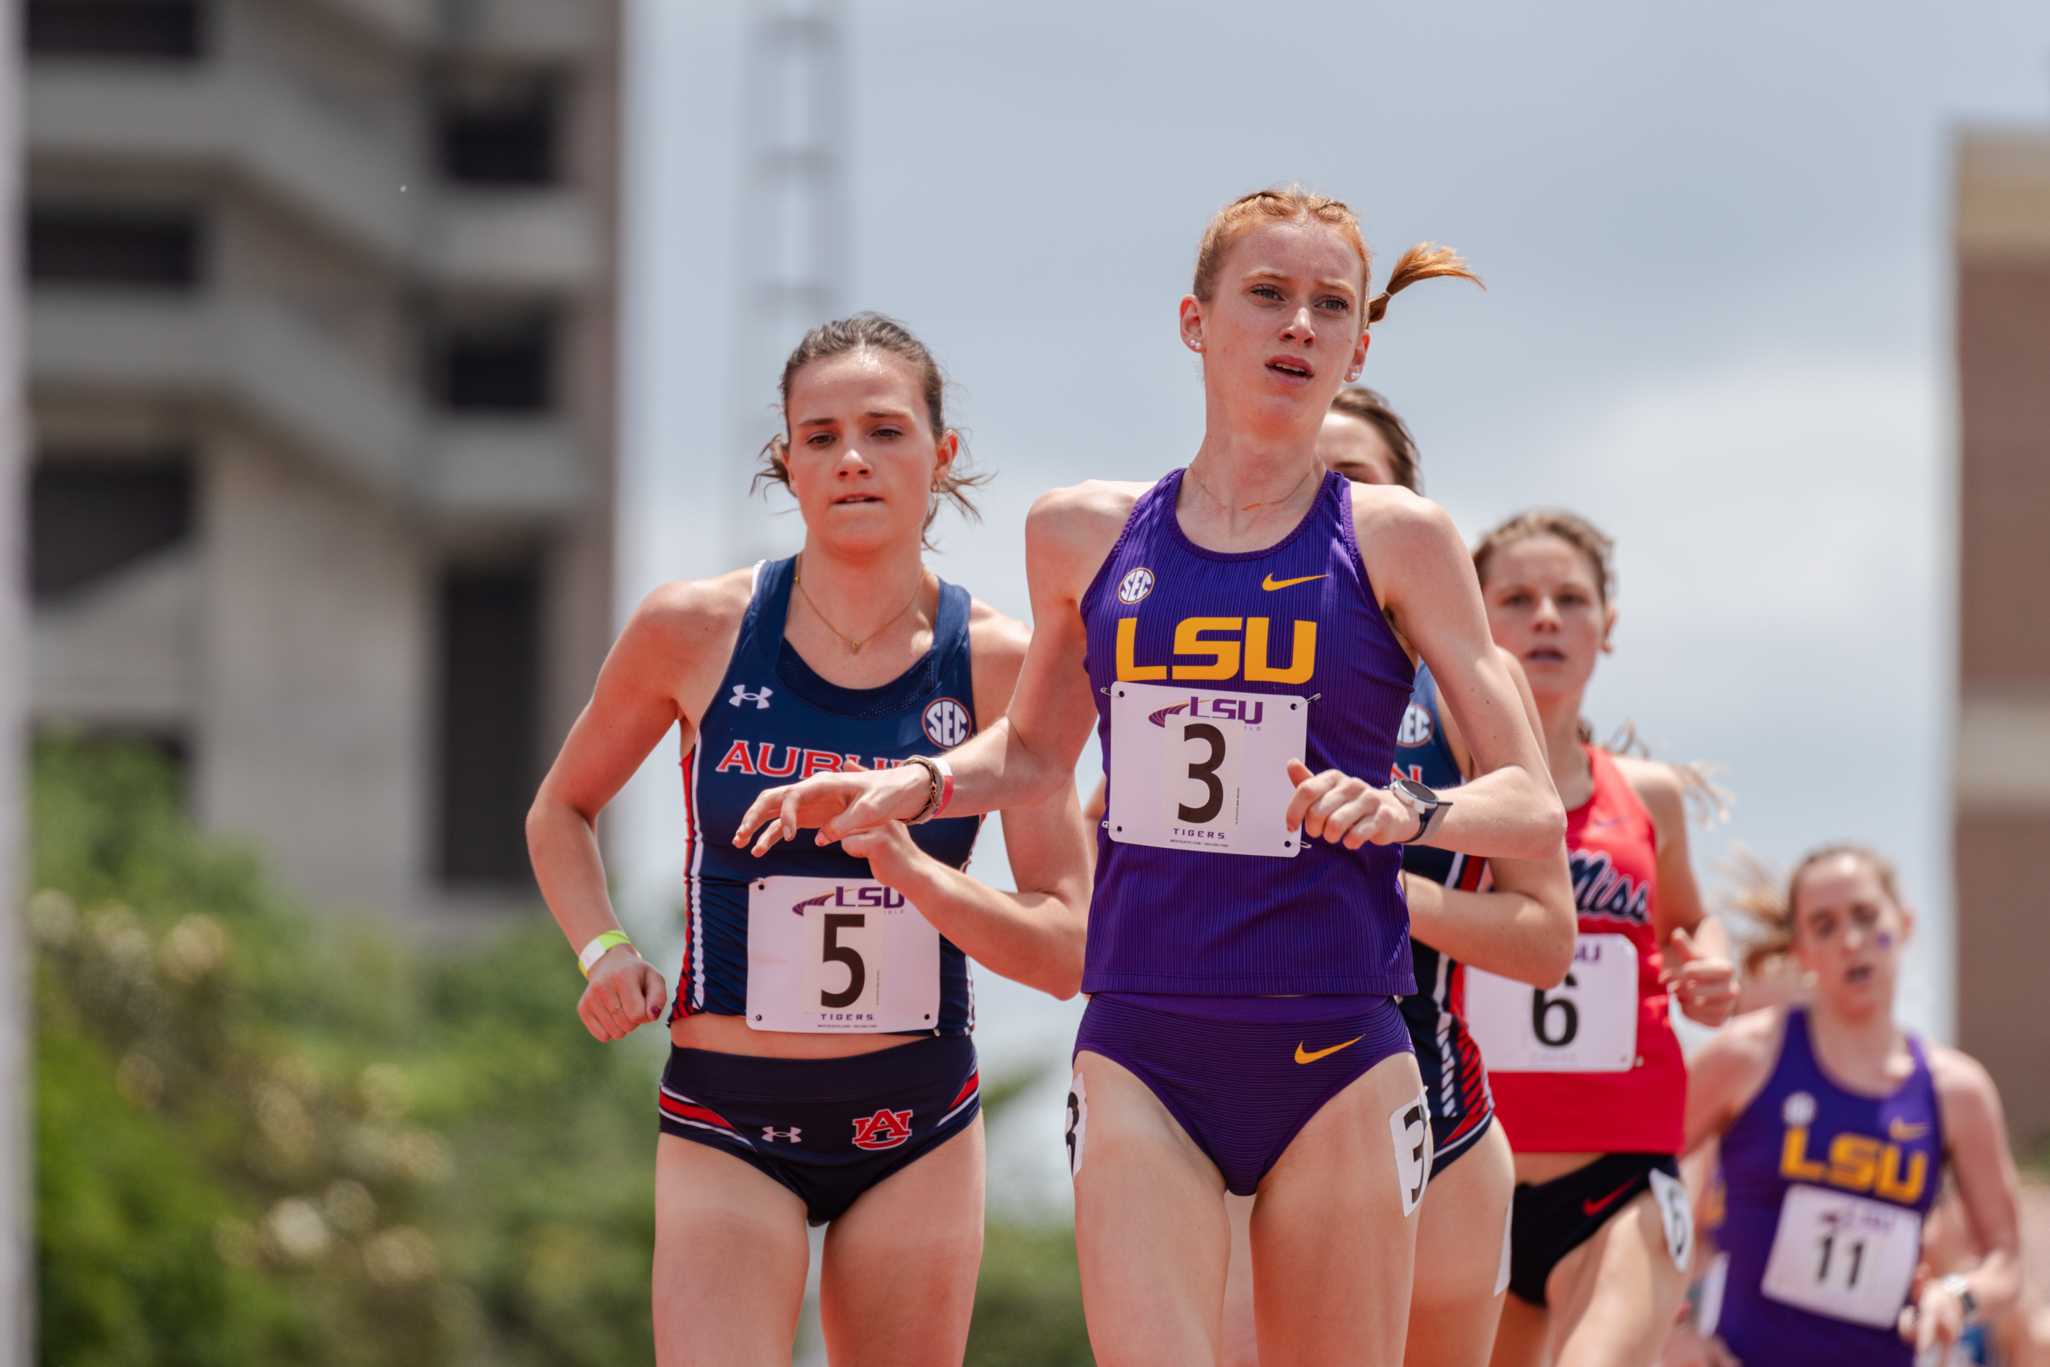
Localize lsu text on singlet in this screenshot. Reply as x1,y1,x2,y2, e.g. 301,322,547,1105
1080,468,1416,997
1712,1009,1943,1367
673,556,980,1033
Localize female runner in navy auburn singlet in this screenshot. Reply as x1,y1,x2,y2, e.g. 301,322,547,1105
1467,510,1742,1367
1685,845,2023,1365
526,315,1092,1367
736,187,1572,1366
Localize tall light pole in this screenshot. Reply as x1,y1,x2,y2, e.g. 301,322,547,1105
726,0,847,564
1,0,33,1356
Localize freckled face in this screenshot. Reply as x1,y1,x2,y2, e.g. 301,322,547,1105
1792,855,1910,1018
1317,410,1399,487
1479,535,1613,707
780,350,952,555
1184,219,1368,430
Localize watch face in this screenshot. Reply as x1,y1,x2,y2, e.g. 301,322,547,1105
1394,777,1437,805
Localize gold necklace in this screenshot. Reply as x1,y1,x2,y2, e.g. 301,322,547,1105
1188,463,1315,515
793,557,925,656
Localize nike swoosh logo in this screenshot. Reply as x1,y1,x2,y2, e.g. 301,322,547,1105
1294,1035,1363,1065
1261,572,1327,591
1581,1180,1637,1217
1888,1119,1929,1142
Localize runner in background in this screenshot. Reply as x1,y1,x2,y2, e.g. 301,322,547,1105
1684,844,2024,1367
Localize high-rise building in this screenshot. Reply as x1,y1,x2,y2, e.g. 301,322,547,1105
1953,123,2050,1144
23,0,621,921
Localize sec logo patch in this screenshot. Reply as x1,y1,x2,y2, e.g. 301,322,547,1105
1117,567,1155,605
922,697,972,748
1397,702,1435,748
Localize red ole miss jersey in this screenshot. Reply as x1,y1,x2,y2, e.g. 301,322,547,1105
1483,745,1686,1155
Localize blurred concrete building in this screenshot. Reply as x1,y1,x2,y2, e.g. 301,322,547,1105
1953,124,2050,1145
23,0,620,919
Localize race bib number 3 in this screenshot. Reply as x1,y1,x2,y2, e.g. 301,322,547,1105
1105,682,1309,859
745,877,940,1033
1760,1184,1923,1329
1465,933,1638,1072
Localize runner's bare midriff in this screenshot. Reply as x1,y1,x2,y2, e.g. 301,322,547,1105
670,1012,922,1060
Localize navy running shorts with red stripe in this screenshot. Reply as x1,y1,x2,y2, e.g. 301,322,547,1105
656,1035,980,1226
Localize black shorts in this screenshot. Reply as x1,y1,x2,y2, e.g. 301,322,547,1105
656,1034,980,1226
1506,1152,1679,1307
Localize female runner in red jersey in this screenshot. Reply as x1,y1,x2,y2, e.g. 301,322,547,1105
736,188,1572,1366
526,315,1091,1367
1466,510,1741,1367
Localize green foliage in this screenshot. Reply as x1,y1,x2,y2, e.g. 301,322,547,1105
29,737,658,1365
966,1221,1096,1365
29,736,1094,1364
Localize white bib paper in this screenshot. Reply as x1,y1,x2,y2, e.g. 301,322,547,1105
1465,933,1638,1072
1105,681,1310,859
1760,1184,1923,1329
744,876,940,1033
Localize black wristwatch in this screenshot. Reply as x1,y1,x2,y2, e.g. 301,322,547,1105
1389,776,1450,843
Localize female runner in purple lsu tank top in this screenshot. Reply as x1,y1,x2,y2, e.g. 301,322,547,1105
736,187,1572,1365
1685,845,2024,1366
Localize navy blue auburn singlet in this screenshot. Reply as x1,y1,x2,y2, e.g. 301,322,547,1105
1080,468,1418,997
1393,665,1496,1166
674,557,981,1032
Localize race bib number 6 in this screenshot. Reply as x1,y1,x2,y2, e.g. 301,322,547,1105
745,876,940,1033
1465,933,1639,1072
1105,681,1309,858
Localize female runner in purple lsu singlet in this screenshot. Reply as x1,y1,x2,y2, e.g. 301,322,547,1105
736,187,1571,1365
1685,844,2023,1366
529,315,1091,1367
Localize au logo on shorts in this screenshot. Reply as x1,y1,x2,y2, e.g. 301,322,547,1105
851,1107,914,1151
922,696,972,749
1117,567,1155,605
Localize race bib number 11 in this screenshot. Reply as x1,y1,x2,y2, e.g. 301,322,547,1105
1105,682,1309,859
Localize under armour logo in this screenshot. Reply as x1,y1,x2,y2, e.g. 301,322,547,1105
729,684,773,710
761,1126,801,1142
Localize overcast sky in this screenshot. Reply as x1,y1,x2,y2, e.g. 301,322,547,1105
609,0,2050,1098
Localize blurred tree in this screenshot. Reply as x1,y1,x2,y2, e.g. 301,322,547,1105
28,738,1095,1364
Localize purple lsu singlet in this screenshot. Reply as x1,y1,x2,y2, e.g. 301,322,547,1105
1714,1009,1944,1366
1080,468,1417,996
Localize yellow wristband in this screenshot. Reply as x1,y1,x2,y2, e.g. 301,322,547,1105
577,929,635,978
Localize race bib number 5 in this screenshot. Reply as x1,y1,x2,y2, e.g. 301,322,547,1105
1105,682,1309,858
1465,933,1638,1072
745,877,940,1033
